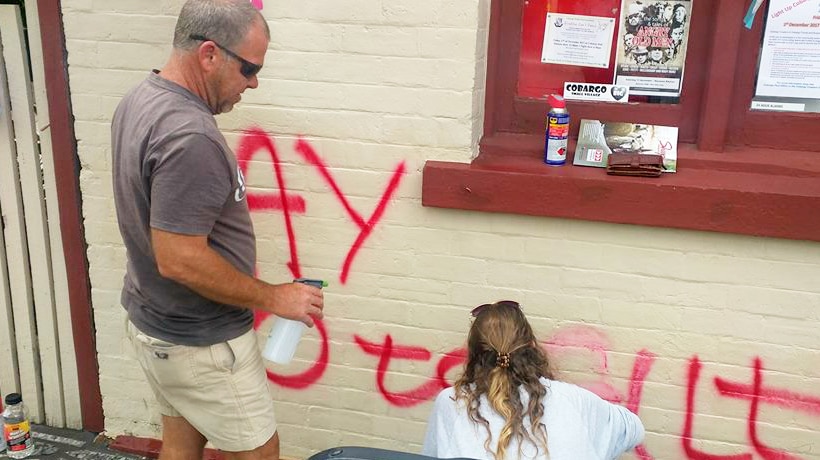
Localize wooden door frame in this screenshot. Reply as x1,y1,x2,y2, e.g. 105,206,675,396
36,0,103,432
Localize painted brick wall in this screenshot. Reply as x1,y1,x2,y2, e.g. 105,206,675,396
61,1,819,459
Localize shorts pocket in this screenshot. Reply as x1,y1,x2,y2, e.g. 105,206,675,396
210,341,237,373
133,331,183,360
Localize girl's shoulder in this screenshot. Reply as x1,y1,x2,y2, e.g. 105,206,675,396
540,377,601,403
435,385,457,400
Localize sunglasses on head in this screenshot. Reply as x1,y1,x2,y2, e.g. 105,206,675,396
470,300,521,318
190,34,262,79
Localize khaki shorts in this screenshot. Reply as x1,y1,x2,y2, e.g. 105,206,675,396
126,320,277,452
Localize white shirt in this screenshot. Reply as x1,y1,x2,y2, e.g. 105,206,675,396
421,378,644,460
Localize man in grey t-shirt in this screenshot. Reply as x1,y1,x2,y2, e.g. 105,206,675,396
111,1,323,458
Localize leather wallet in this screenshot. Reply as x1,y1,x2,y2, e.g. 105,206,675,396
606,153,665,177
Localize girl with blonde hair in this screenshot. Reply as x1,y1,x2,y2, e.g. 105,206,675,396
422,301,644,460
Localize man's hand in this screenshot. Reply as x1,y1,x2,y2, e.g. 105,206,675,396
265,282,324,327
151,228,325,323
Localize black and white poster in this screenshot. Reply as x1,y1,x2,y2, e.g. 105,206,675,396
613,0,692,97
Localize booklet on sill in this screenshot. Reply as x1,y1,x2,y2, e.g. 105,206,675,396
572,119,678,172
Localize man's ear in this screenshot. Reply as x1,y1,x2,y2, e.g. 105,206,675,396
196,41,219,73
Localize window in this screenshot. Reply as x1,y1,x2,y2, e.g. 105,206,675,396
422,0,820,242
729,4,820,150
513,0,707,141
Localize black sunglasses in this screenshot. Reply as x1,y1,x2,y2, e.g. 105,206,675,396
470,300,521,317
190,34,262,79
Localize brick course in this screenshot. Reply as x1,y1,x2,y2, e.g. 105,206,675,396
62,1,819,459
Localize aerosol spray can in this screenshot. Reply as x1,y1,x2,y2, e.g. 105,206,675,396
262,278,327,364
544,94,569,166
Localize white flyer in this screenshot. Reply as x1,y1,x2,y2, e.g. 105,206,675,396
563,82,630,103
755,0,820,100
541,13,616,68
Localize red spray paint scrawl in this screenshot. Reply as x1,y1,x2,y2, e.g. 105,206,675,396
236,129,305,277
354,334,466,407
238,127,405,387
236,129,818,459
236,128,406,283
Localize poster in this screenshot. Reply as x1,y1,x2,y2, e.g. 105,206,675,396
541,13,616,68
573,120,678,172
613,0,692,97
752,0,820,112
563,82,630,103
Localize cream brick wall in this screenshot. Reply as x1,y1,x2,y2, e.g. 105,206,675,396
61,1,819,459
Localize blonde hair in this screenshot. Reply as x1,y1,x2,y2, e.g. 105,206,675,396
454,302,554,460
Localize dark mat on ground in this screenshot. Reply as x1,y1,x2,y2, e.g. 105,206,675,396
1,424,147,460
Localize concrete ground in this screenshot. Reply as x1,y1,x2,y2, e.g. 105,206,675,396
2,427,436,460
1,424,146,460
0,426,229,460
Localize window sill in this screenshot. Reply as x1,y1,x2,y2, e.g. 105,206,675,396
422,133,820,242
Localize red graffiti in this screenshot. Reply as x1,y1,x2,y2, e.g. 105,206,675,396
354,334,466,407
714,359,820,416
713,357,818,460
744,358,800,460
625,350,657,460
252,266,329,389
237,129,305,277
241,128,404,387
258,312,330,389
236,129,817,458
681,355,820,460
293,139,406,283
234,133,304,217
683,356,753,460
625,350,656,415
544,329,658,459
682,356,820,460
250,0,263,10
544,325,623,403
237,128,406,284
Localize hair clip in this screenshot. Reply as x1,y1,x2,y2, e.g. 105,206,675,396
496,352,510,369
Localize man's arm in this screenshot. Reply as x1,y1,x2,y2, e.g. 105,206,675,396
151,228,323,327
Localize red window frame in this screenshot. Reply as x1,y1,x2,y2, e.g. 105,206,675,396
422,0,820,242
728,8,820,151
496,0,710,144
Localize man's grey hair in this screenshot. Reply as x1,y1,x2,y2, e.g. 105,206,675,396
173,0,270,50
